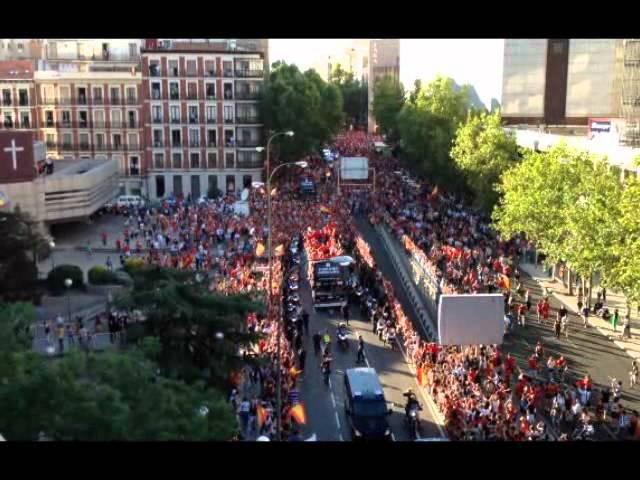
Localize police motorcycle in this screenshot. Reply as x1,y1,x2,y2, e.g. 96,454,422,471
403,389,423,440
337,322,349,351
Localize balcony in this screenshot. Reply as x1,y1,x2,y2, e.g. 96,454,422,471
79,143,91,151
45,141,57,149
224,140,235,148
78,120,90,129
152,116,163,124
18,98,30,107
129,167,140,176
169,93,180,101
94,144,108,151
223,91,233,100
235,115,262,124
236,159,263,169
185,70,199,77
205,69,220,78
44,120,55,128
235,69,263,78
207,141,217,148
189,140,202,148
187,93,199,100
224,117,234,124
171,141,182,148
151,91,162,100
223,69,233,77
235,90,261,100
236,138,261,148
77,96,88,105
3,121,14,129
152,140,164,148
189,117,200,125
205,94,216,101
149,66,161,77
2,99,11,106
109,97,122,105
20,119,31,128
126,97,138,105
61,143,74,151
206,117,217,124
170,118,181,124
92,97,104,105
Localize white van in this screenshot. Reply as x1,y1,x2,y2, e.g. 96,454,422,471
116,195,145,208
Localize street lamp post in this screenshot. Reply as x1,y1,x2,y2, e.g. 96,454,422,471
64,278,73,324
254,136,308,442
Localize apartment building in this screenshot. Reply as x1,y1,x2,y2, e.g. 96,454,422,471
141,41,265,201
0,60,37,133
0,39,43,61
34,69,144,196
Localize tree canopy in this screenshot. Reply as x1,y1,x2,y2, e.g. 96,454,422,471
372,75,405,140
262,61,344,161
329,64,368,127
117,265,263,387
451,111,520,212
0,302,238,441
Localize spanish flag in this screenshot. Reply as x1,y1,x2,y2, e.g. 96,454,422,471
416,367,423,386
256,242,266,257
275,244,285,256
290,403,307,425
256,405,267,428
500,273,511,290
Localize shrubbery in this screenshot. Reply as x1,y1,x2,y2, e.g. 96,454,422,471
123,258,146,275
88,265,119,285
46,265,85,295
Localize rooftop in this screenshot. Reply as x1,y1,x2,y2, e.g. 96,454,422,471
48,158,113,178
0,60,35,80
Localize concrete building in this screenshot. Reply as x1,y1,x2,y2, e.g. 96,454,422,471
0,60,37,133
141,40,265,201
0,39,43,61
368,39,400,134
0,131,118,231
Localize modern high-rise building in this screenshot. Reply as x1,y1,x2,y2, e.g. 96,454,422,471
141,40,265,201
501,39,640,147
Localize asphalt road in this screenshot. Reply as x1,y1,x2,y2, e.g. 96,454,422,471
296,251,443,442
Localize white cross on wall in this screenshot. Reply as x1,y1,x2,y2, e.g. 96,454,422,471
3,139,24,170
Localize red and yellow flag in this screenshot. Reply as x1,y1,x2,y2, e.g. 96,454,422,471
256,242,266,257
501,274,511,290
290,403,307,425
416,367,423,386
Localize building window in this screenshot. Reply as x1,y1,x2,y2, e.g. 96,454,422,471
59,86,70,103
207,129,217,147
187,82,197,100
113,133,122,149
79,133,90,150
224,105,233,124
149,60,160,77
153,129,163,147
45,133,55,147
206,83,216,100
2,89,11,106
20,112,30,128
206,106,216,123
225,152,234,169
172,153,182,169
62,133,72,148
110,87,120,103
171,129,181,148
128,133,138,150
95,133,105,150
94,110,105,128
224,83,233,100
151,82,161,100
126,87,136,103
156,176,165,197
188,106,199,124
78,111,88,128
77,87,87,105
93,87,103,104
169,82,179,100
186,60,197,76
152,105,162,123
61,111,71,127
189,128,200,148
111,110,122,127
170,105,180,123
18,89,28,106
169,60,179,77
243,175,253,189
3,112,13,128
190,152,200,168
191,175,201,198
205,60,216,77
45,111,54,128
128,111,136,128
226,174,235,193
223,61,233,77
130,156,140,175
224,129,234,147
154,153,164,169
173,175,183,197
208,175,218,195
207,152,217,169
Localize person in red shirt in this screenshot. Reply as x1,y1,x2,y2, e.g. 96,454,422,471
542,300,550,323
528,355,539,378
536,299,544,324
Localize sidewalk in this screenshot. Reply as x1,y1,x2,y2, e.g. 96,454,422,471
520,263,640,360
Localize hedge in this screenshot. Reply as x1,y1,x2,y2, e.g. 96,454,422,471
123,258,146,275
47,265,85,295
88,265,119,285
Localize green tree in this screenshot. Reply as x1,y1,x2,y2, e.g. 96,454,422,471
415,75,471,127
262,62,343,161
372,75,405,139
0,209,49,302
450,111,519,212
117,265,262,387
605,177,640,308
330,64,368,127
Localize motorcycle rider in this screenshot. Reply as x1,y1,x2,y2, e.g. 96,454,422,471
337,322,348,349
403,388,422,420
321,352,332,384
